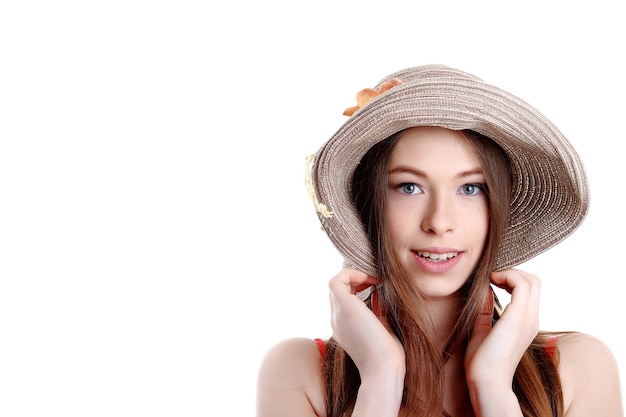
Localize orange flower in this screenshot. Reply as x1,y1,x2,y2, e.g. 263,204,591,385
343,78,403,116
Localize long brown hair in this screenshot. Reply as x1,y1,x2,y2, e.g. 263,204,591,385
322,129,564,416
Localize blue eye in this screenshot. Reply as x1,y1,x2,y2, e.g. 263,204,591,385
461,184,484,195
399,183,422,195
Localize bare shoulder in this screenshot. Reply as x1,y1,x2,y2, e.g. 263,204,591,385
256,337,326,417
556,332,624,416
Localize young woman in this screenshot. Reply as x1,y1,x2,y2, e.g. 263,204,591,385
256,65,623,416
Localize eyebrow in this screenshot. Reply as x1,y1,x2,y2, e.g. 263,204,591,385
388,165,484,179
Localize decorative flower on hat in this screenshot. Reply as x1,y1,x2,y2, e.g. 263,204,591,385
343,78,403,116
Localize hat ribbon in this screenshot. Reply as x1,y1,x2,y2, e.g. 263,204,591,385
304,153,333,218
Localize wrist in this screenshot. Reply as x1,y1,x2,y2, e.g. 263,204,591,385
467,382,522,417
352,370,405,417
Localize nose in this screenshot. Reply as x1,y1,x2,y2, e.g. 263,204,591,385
420,192,454,234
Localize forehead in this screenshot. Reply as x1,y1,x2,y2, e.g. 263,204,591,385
391,127,480,168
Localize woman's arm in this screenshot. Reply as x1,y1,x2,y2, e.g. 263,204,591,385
256,338,326,417
559,332,623,416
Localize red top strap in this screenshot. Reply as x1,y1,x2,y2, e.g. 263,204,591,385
314,338,326,359
546,336,558,360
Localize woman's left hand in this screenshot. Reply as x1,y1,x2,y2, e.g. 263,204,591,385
465,268,541,389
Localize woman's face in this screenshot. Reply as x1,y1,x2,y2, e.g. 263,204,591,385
386,127,489,298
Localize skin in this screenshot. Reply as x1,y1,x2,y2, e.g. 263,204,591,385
256,127,624,417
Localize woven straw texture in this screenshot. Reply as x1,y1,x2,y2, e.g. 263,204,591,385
310,65,589,276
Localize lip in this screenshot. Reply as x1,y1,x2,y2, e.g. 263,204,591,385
411,248,463,274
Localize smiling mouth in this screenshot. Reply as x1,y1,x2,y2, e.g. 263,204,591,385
416,251,458,262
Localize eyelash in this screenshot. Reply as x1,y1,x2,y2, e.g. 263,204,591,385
396,182,487,195
397,183,421,195
460,183,486,196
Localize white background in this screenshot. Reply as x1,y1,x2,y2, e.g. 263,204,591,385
1,1,624,416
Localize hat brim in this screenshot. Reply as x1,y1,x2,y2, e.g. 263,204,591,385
311,65,589,276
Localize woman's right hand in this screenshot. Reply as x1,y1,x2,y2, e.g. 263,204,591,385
328,268,406,378
329,268,406,416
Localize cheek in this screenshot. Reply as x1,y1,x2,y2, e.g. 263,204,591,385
386,202,417,243
469,204,490,244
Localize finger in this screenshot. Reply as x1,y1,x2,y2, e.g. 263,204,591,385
490,268,539,289
329,268,378,294
492,269,540,301
490,269,533,307
490,269,541,328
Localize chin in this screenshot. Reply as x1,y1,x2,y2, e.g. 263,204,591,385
410,276,468,300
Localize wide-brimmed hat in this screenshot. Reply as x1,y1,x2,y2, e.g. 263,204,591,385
306,64,589,276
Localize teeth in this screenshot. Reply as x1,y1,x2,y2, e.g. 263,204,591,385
417,251,458,262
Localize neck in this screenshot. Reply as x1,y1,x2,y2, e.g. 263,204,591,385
423,295,464,346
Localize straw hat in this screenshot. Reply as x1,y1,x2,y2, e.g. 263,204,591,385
306,64,589,276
